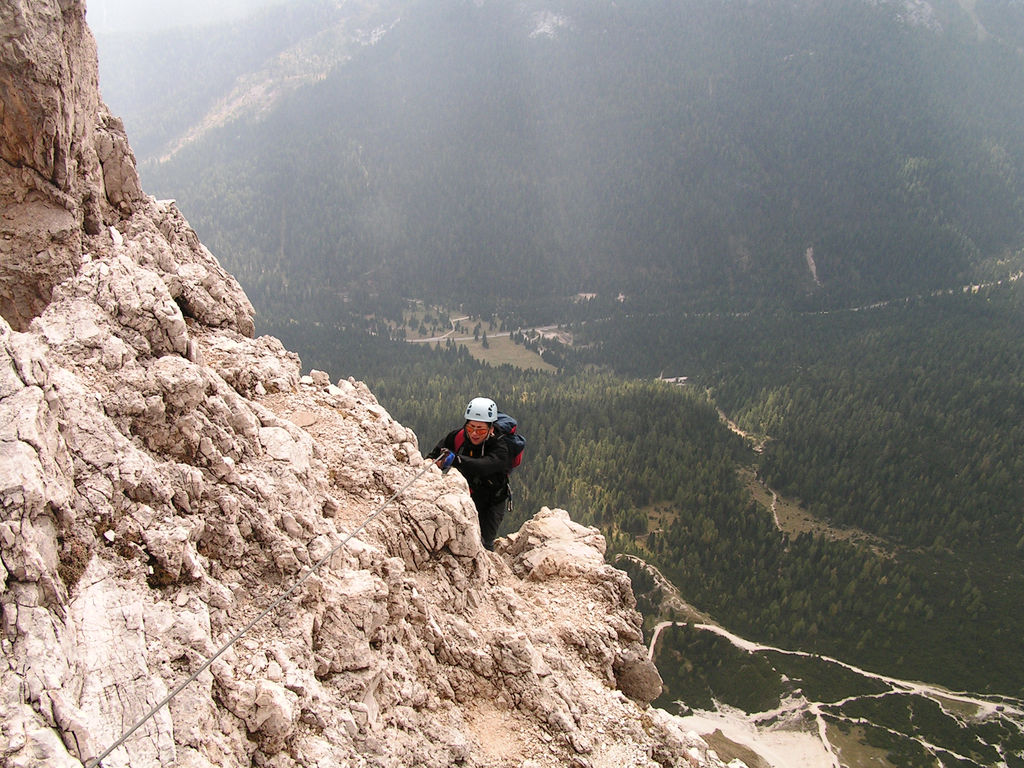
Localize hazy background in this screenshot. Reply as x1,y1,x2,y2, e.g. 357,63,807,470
87,0,291,34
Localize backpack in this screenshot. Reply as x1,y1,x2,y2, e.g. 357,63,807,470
454,412,525,471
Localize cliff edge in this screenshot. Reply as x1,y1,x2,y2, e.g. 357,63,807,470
1,3,731,766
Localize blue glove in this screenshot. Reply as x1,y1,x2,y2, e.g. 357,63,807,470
437,449,456,473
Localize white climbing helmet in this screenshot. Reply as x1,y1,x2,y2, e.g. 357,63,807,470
464,397,498,423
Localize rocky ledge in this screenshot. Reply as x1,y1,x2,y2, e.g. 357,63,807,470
1,282,724,766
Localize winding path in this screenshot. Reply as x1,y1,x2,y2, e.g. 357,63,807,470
648,620,1024,766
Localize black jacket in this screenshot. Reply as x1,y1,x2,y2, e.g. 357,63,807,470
428,427,510,506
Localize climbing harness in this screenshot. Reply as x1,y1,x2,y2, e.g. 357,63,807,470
86,460,434,767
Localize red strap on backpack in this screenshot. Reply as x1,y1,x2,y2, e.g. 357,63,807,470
453,424,522,469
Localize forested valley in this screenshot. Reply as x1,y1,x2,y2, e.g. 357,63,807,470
93,0,1024,721
117,0,1024,318
267,276,1024,697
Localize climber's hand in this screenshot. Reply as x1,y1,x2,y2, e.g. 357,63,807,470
436,449,456,473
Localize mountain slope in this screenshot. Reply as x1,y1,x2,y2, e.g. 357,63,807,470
101,0,1024,317
95,0,412,162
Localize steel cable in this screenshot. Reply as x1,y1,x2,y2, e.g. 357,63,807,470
86,460,434,767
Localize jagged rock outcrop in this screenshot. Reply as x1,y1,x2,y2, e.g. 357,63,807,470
1,3,737,767
0,0,252,336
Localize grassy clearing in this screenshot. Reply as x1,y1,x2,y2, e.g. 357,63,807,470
741,467,806,534
392,303,462,340
387,301,555,371
739,467,892,556
827,723,899,768
630,502,683,550
458,335,557,372
644,502,681,535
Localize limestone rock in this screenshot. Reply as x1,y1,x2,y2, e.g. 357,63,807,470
1,0,110,329
1,2,253,338
204,331,300,397
500,506,608,580
614,649,665,704
95,110,143,212
50,254,188,358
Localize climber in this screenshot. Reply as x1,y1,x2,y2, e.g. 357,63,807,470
426,397,510,551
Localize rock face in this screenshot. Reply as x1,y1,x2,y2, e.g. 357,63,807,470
0,0,252,336
0,3,735,767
